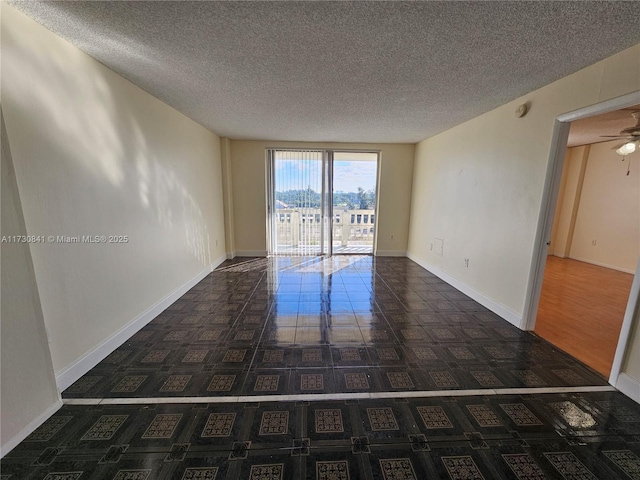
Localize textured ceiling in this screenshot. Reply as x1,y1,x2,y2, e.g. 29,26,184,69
568,106,640,148
9,1,640,143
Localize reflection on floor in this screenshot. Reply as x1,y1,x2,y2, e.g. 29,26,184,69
275,246,374,254
3,256,639,479
3,391,640,479
535,256,633,377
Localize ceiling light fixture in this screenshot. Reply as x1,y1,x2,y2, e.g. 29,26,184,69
615,141,637,156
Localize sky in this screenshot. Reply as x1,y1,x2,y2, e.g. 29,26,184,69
274,156,377,193
333,160,377,192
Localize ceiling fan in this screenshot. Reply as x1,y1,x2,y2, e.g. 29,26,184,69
601,111,639,175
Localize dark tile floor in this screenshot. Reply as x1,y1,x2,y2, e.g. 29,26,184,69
62,257,605,399
5,256,639,479
3,391,640,479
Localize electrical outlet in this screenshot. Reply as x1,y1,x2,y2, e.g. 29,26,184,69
216,239,219,247
430,243,434,251
464,258,469,268
591,239,597,246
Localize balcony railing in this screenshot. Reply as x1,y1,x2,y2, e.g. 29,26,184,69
274,208,374,254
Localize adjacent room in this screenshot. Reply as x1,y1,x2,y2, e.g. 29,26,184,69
536,107,640,377
2,2,640,479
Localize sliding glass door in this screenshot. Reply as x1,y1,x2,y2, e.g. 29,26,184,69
331,152,378,254
267,149,378,256
267,150,329,255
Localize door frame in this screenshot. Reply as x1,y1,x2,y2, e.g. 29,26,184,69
522,90,640,389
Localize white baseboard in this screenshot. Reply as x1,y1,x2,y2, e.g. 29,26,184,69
613,372,640,404
55,255,226,391
568,256,636,275
226,251,236,259
1,399,62,458
235,250,267,257
375,250,407,257
407,252,523,328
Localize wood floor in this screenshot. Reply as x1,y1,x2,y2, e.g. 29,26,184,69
535,256,633,378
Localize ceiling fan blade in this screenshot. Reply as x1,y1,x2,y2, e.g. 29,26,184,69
611,142,629,150
600,135,625,138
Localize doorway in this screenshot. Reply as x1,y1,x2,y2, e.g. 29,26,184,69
535,124,638,377
266,149,380,256
525,96,640,385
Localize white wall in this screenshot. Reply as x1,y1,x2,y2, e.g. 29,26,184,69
2,5,227,384
407,44,640,324
569,140,639,273
228,140,415,256
1,110,61,456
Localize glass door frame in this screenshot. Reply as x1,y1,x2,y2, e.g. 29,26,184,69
266,148,380,257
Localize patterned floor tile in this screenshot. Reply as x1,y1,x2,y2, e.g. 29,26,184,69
222,349,247,363
141,350,170,363
441,456,484,480
249,464,283,480
142,414,182,438
113,470,152,480
199,330,224,341
81,415,128,440
181,467,219,480
466,405,502,427
207,374,236,392
201,413,236,437
344,373,369,389
448,347,476,360
112,375,148,393
259,412,289,435
302,349,323,362
499,404,542,426
160,375,191,392
470,371,503,387
417,406,453,429
315,409,344,433
65,376,103,394
543,452,597,480
254,375,280,392
43,473,83,480
401,328,424,340
164,331,188,341
367,408,399,431
430,328,457,340
379,458,417,480
377,348,400,360
430,371,459,388
263,350,284,362
340,348,361,361
512,370,546,386
6,257,623,479
387,372,415,389
464,328,489,339
412,347,438,360
483,346,515,360
300,374,324,391
182,350,208,363
602,450,640,480
27,416,73,441
316,461,349,480
502,454,545,480
234,330,255,341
